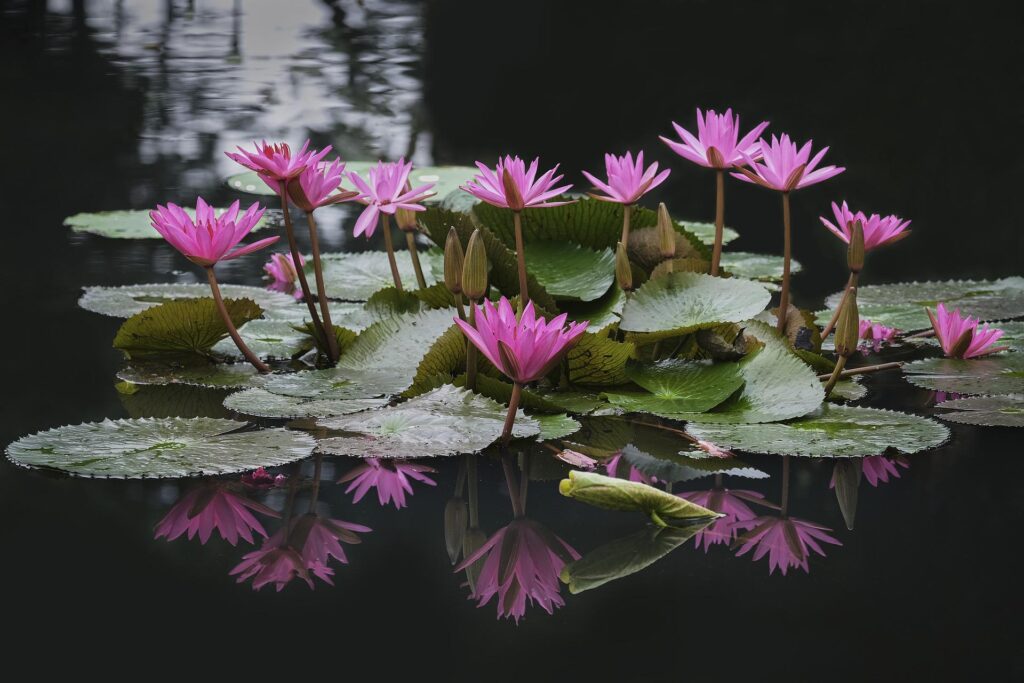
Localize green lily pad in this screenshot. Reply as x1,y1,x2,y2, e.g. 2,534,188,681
117,362,265,389
902,355,1024,394
316,384,540,458
113,298,263,359
566,332,635,386
317,250,444,301
260,301,378,332
990,321,1024,352
827,377,868,402
619,444,767,483
118,383,234,420
620,272,770,342
535,413,582,440
674,221,739,247
563,286,625,331
559,470,720,525
224,388,387,419
64,207,271,239
531,390,608,415
522,241,615,302
686,404,950,457
211,319,312,360
5,418,315,478
935,394,1024,427
79,283,296,318
720,251,802,282
604,359,743,414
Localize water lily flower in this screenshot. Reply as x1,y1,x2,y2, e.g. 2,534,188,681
338,458,438,510
820,201,911,251
732,515,842,576
263,252,305,298
454,518,579,623
732,134,844,192
348,159,435,239
858,319,897,350
241,467,287,489
225,139,331,194
154,484,279,546
582,151,670,248
150,198,275,267
288,158,359,212
678,488,764,552
829,455,909,489
461,155,573,211
927,303,1007,358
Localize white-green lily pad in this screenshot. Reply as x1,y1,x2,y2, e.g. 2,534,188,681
534,413,582,440
827,377,868,402
316,384,540,458
224,388,387,419
673,220,739,247
686,404,950,457
5,418,315,478
522,241,615,302
720,251,801,282
903,355,1024,394
64,207,272,239
261,301,377,332
80,283,296,319
317,250,444,301
211,319,312,360
117,362,265,389
603,359,744,414
935,394,1024,427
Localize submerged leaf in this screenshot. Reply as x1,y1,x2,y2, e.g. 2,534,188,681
558,470,720,525
117,362,265,389
113,298,263,359
902,355,1024,395
935,394,1024,427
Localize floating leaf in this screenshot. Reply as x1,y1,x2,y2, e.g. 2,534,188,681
117,362,265,389
686,404,950,457
64,207,271,239
827,377,868,402
5,418,315,478
620,272,770,342
604,359,743,414
720,251,802,283
620,444,767,483
559,471,720,525
113,298,263,359
531,389,607,415
317,384,539,458
563,286,625,331
79,283,296,318
670,220,739,247
261,300,377,332
522,241,615,302
902,355,1024,395
317,250,444,301
452,375,567,413
534,413,582,440
989,321,1024,352
566,332,635,386
935,394,1024,427
211,320,312,360
224,388,387,419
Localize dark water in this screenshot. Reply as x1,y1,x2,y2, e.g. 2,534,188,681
1,1,1021,679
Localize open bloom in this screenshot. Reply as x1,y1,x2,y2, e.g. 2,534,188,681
733,515,842,576
660,108,769,169
348,158,435,239
927,303,1006,358
678,489,764,552
454,297,588,384
288,158,359,212
154,485,278,546
820,201,911,250
859,319,897,344
455,518,579,623
150,198,276,267
733,134,844,192
225,139,331,195
338,458,438,510
829,455,909,489
461,156,574,211
582,151,670,204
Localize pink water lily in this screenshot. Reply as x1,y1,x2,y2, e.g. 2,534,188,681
732,515,842,576
455,518,579,623
348,159,435,238
859,319,897,343
226,139,332,194
338,458,438,510
150,198,275,267
264,251,304,290
582,151,670,204
461,156,574,211
455,297,588,385
927,303,1006,358
660,108,769,169
821,201,911,250
733,134,844,192
678,489,765,552
154,485,279,546
288,158,359,212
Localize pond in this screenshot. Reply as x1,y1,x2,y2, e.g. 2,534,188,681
1,1,1021,680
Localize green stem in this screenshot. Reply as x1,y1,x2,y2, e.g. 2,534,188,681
822,354,848,397
466,302,478,391
205,267,270,373
304,210,339,363
513,210,528,316
502,451,524,518
308,454,322,513
711,170,725,276
380,214,403,292
821,272,859,339
501,382,523,445
406,231,428,289
280,189,329,351
621,203,633,245
777,192,792,333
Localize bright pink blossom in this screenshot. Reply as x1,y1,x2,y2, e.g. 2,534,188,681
455,298,588,385
455,518,579,623
150,198,275,267
678,489,764,552
347,159,435,238
660,108,769,169
927,303,1006,358
338,458,438,509
733,515,842,576
225,139,331,195
154,485,278,546
461,156,574,211
581,151,670,204
829,455,909,489
289,158,359,212
820,201,911,250
733,134,844,192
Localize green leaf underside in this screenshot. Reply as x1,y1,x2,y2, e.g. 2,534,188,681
935,394,1024,427
686,404,950,457
224,388,388,419
620,272,770,341
604,359,744,414
226,164,478,202
522,241,615,302
620,444,767,483
720,252,802,282
212,319,312,360
117,362,265,389
317,250,444,301
902,355,1024,394
566,333,635,386
816,277,1024,331
559,470,719,520
79,283,296,318
113,298,263,359
64,207,271,239
316,384,540,458
5,418,315,478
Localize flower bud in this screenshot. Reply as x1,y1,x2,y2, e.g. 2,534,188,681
615,241,633,292
501,168,525,211
444,497,468,565
443,228,464,295
834,287,860,357
656,202,676,259
461,229,488,301
847,219,865,274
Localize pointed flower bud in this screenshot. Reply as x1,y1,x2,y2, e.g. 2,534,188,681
656,202,676,259
462,229,489,301
847,219,865,273
444,228,464,295
834,288,860,357
615,241,633,292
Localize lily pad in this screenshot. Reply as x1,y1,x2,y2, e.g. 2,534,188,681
79,283,296,318
603,359,743,414
620,444,767,483
316,384,540,458
5,418,315,478
317,250,444,301
212,319,312,360
534,413,582,440
113,298,263,359
827,377,868,402
261,301,378,332
224,388,387,419
902,355,1024,395
522,241,615,302
559,470,720,525
672,220,739,247
720,251,802,283
566,332,635,386
686,404,950,457
935,394,1024,427
620,272,770,342
64,207,271,239
117,362,265,389
563,287,625,331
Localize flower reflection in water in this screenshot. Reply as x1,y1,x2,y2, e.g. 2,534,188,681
155,483,279,546
338,458,438,509
678,488,766,552
604,451,655,484
830,455,909,489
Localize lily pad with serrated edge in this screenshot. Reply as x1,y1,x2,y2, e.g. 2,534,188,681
522,241,615,302
620,444,767,483
117,362,266,389
826,377,868,402
64,207,272,239
603,359,744,415
79,283,297,318
224,388,387,419
5,418,315,478
720,251,802,282
902,354,1024,395
534,413,582,440
212,319,312,360
934,394,1024,427
316,250,445,301
113,297,264,359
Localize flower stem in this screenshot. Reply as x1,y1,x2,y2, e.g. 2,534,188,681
711,170,725,276
822,354,848,397
205,267,270,373
821,272,859,339
466,302,478,391
777,192,792,333
621,203,633,245
467,455,480,528
405,231,427,289
501,382,523,445
519,454,529,515
380,213,403,292
502,450,524,518
455,294,467,322
280,189,329,351
780,456,791,517
512,210,529,316
817,361,903,381
308,454,322,513
304,210,339,363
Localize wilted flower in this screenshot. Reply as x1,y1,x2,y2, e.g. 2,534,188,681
150,198,275,267
582,151,670,204
288,158,359,212
226,139,332,195
660,108,769,169
154,484,279,546
927,303,1006,358
678,488,764,552
338,458,438,510
733,515,842,576
820,201,911,250
555,449,598,470
732,134,844,192
461,156,573,211
348,159,435,239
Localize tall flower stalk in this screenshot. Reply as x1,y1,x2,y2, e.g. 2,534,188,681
582,150,670,250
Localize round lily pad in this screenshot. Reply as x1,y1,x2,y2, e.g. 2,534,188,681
522,241,615,302
212,319,311,360
224,388,387,419
79,283,296,318
902,355,1024,394
117,362,266,389
935,394,1024,427
720,251,802,283
676,221,739,247
534,413,582,440
317,250,445,301
603,359,744,414
65,207,272,239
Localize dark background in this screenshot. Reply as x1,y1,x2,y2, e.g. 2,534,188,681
0,1,1021,680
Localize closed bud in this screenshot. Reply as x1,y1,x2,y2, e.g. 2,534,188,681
615,241,633,292
656,202,676,259
847,219,865,273
501,168,525,212
834,287,860,357
462,229,488,300
443,228,464,295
